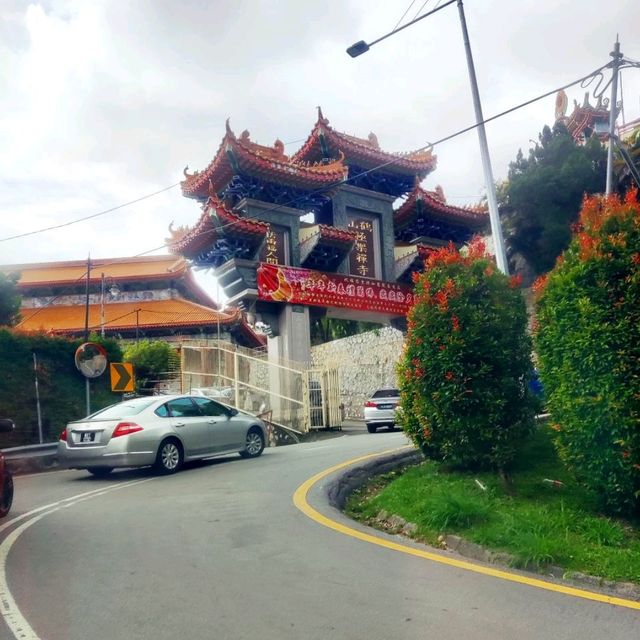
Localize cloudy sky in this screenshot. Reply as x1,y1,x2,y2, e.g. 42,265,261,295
1,0,639,283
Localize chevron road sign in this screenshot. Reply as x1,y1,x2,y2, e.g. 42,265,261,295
110,363,135,393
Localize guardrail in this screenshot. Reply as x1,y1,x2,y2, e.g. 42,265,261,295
2,442,58,458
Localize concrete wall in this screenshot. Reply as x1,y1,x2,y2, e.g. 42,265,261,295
310,326,405,420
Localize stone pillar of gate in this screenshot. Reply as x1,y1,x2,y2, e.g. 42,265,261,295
266,304,311,430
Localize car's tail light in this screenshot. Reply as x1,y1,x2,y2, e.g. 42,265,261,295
364,401,376,407
112,422,143,438
59,429,68,441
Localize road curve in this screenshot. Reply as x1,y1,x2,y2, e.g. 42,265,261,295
2,433,638,640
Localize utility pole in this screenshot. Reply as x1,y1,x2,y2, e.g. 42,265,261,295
606,38,623,195
84,254,91,342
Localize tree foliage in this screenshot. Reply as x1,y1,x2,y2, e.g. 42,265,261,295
0,330,122,447
500,123,606,278
123,340,180,393
397,239,537,474
534,190,640,515
0,271,22,326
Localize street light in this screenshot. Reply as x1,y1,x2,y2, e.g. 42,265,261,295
347,0,509,274
100,273,121,338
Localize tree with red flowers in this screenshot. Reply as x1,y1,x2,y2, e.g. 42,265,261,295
398,239,537,478
535,190,640,515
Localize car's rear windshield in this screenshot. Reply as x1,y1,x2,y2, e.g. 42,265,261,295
86,398,156,421
372,389,399,398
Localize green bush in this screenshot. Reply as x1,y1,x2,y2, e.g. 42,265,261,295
123,340,180,394
535,190,640,515
397,238,537,473
0,329,122,446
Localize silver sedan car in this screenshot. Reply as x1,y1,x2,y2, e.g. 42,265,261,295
58,395,267,477
363,388,400,433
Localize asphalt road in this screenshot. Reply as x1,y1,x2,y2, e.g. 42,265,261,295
2,432,638,640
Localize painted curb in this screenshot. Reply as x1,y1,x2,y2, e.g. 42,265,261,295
325,449,640,603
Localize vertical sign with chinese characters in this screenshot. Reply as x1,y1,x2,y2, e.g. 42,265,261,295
348,217,376,278
259,225,288,265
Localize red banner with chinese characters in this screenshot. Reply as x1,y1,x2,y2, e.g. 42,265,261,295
257,263,414,316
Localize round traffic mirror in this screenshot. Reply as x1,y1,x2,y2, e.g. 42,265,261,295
74,342,108,379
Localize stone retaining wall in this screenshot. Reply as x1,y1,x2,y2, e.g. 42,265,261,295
310,327,405,419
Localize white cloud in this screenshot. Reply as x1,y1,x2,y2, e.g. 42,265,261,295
1,0,639,268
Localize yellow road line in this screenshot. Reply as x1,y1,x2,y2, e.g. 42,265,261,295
293,448,640,611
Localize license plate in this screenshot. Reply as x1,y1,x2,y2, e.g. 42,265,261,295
378,404,395,410
80,432,95,443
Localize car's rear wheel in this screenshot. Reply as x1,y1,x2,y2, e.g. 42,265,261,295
154,439,183,474
366,424,377,433
87,467,113,478
239,428,265,459
0,472,13,518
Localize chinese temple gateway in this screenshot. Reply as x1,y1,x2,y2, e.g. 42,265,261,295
170,109,488,363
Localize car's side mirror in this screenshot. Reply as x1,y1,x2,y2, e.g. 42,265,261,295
227,407,238,418
0,419,15,433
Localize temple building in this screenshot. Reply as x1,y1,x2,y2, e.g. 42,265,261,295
169,109,488,363
554,90,611,143
3,255,264,348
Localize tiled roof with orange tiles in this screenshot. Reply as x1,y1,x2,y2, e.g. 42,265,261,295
5,255,187,287
16,298,239,334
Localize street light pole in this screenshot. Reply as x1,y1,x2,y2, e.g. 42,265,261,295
347,0,509,274
456,0,508,274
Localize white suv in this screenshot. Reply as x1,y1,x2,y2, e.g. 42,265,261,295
364,388,400,433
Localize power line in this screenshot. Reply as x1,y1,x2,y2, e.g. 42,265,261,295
0,182,180,243
392,0,419,32
411,0,433,23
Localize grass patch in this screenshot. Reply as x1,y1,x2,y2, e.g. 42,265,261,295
346,426,640,582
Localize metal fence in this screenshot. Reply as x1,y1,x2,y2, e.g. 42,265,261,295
180,342,340,433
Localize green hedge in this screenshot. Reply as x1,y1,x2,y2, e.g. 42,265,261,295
535,191,640,515
0,329,122,447
397,239,537,473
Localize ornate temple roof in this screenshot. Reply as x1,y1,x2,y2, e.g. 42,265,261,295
292,107,437,177
15,299,265,347
181,121,348,200
394,183,488,235
10,255,188,287
555,90,610,143
3,255,217,309
299,224,357,270
167,195,269,260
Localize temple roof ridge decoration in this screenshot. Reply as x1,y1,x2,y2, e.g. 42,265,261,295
167,195,268,258
181,120,348,201
292,107,437,175
555,89,610,143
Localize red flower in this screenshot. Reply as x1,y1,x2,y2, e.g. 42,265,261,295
433,290,449,311
451,315,460,332
444,371,454,381
508,273,523,289
622,450,630,459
